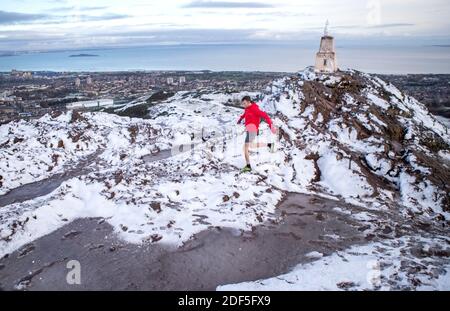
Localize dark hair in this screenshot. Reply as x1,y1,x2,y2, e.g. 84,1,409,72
242,96,252,102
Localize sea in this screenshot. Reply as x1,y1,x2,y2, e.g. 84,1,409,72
1,44,450,74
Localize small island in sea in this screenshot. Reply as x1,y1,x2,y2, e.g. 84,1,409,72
0,52,18,57
69,53,99,58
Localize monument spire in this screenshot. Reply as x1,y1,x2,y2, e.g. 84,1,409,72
314,20,338,73
324,20,329,36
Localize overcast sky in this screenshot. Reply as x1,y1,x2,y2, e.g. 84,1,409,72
1,0,450,51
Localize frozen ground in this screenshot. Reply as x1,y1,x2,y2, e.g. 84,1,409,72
218,234,450,291
0,68,449,290
0,193,368,290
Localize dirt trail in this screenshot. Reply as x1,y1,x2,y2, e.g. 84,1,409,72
0,193,366,290
0,146,178,208
0,149,104,208
0,122,242,209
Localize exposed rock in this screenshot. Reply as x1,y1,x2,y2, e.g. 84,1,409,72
0,139,9,148
114,170,123,185
382,225,393,234
150,202,162,213
69,131,82,143
51,154,59,165
316,213,326,221
50,110,63,118
70,110,86,123
305,153,321,182
13,137,24,144
149,234,163,243
420,132,449,153
17,243,35,258
62,230,81,240
147,91,175,103
128,125,139,144
336,281,357,290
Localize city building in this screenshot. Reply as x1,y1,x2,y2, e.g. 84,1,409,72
0,106,17,114
0,91,13,101
86,76,93,85
11,69,33,79
75,78,81,88
167,77,174,85
314,21,338,74
179,76,186,84
66,99,114,109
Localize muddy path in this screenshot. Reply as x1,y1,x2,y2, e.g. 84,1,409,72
0,149,105,208
0,148,174,209
0,143,197,208
0,119,240,209
0,193,367,290
1,141,447,290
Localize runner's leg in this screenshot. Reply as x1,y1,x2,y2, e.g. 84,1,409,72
249,142,269,149
244,131,252,165
244,143,251,165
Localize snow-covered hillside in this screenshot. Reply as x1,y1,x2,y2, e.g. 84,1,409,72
262,68,450,217
1,68,449,290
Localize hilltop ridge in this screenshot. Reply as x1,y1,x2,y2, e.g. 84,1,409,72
0,67,449,290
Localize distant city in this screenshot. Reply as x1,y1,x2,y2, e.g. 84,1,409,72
0,70,288,124
1,69,449,125
377,74,450,120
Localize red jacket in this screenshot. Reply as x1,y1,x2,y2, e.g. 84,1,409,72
238,102,273,133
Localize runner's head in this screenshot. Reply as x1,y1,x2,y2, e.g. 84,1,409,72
242,96,252,108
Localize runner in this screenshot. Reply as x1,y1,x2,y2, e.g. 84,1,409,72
237,96,277,173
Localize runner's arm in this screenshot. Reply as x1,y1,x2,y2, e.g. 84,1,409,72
237,113,245,124
257,107,273,128
256,106,277,133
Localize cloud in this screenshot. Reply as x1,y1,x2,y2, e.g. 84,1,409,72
94,28,262,43
1,26,450,53
0,10,49,24
64,13,129,22
0,28,264,51
0,8,126,26
182,1,274,9
48,6,109,13
247,11,311,17
305,23,416,31
368,23,415,29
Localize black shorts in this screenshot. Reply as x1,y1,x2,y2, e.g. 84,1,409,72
245,131,258,143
